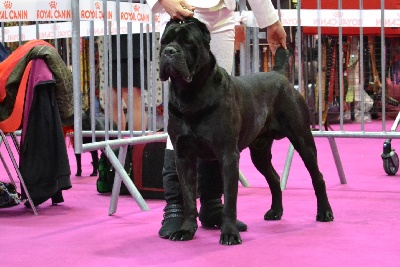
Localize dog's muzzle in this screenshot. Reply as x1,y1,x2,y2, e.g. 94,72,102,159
162,46,178,59
160,45,193,83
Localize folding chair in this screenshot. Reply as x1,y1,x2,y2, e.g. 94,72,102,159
0,60,37,215
0,131,37,215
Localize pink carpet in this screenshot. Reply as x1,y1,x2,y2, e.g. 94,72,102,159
1,120,399,267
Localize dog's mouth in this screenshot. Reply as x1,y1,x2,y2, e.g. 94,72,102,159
160,46,193,83
159,61,193,83
183,75,193,83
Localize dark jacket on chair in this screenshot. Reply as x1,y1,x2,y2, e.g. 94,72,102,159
19,58,71,206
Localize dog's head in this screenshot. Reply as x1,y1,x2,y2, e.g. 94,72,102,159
159,17,212,83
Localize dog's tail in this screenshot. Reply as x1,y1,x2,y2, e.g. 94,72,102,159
272,47,290,75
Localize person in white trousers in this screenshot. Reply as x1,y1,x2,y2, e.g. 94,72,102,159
146,0,287,238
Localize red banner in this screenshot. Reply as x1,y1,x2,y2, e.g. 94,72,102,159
302,0,400,36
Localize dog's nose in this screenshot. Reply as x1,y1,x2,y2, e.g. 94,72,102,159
163,46,177,58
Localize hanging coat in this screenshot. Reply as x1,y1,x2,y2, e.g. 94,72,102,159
19,58,71,206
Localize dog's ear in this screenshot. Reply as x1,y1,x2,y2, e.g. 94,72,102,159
161,19,175,41
165,18,176,30
187,17,211,47
181,17,211,48
196,21,211,45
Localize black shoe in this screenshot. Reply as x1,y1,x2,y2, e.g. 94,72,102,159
158,204,184,239
51,190,64,205
199,199,247,231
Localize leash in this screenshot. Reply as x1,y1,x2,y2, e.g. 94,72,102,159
368,36,398,106
321,37,333,128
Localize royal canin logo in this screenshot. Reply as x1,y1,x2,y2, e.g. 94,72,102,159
95,2,101,10
49,1,57,9
134,5,140,12
333,11,343,18
4,1,12,9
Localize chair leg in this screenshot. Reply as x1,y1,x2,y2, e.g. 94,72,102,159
0,130,38,215
0,152,17,188
10,133,20,153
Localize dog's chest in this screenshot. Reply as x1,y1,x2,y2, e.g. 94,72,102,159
168,115,218,158
170,114,211,139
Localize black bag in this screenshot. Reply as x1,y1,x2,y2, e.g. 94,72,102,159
0,181,21,208
131,142,165,199
96,146,132,195
96,142,166,199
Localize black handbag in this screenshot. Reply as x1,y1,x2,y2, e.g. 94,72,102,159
0,181,21,208
96,147,132,195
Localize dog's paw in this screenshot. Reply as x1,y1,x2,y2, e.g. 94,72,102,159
75,171,82,177
90,171,98,177
219,231,242,245
316,210,334,222
264,209,283,220
169,228,196,241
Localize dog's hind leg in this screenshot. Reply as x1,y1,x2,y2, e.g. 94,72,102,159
75,153,82,177
287,132,334,222
90,150,99,176
249,139,283,220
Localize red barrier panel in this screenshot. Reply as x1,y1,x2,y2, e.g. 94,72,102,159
302,0,400,36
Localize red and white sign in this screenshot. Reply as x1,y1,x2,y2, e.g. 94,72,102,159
0,0,152,22
0,2,399,43
0,0,71,21
239,9,400,28
79,1,151,23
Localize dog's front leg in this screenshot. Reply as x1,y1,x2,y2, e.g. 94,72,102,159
169,156,198,241
220,153,242,245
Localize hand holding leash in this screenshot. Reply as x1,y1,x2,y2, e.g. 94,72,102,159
159,0,195,20
267,20,287,55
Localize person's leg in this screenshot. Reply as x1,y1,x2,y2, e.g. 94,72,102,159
158,137,184,238
112,88,127,131
75,153,82,176
90,150,99,176
197,159,246,230
159,140,247,237
158,122,247,237
112,57,147,132
121,87,147,131
196,7,236,73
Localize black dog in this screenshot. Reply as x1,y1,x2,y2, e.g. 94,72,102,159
75,110,109,177
159,18,334,245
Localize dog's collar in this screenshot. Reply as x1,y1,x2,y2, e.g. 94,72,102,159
177,18,195,25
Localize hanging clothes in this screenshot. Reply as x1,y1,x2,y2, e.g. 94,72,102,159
19,58,71,206
0,40,74,131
